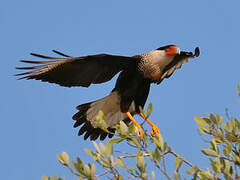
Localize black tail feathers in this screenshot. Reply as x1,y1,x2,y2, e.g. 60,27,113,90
72,102,116,141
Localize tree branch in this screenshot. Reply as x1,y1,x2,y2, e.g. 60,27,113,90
96,169,111,179
166,147,193,168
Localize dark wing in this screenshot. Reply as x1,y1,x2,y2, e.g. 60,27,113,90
16,50,136,87
157,47,200,84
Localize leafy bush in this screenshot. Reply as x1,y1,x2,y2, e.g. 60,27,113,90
43,86,240,180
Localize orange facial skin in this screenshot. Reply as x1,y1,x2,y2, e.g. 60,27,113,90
165,45,180,56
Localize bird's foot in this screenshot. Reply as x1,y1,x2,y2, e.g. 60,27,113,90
138,113,160,137
150,124,160,137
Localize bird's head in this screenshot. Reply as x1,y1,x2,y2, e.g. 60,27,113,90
157,45,180,56
157,45,200,59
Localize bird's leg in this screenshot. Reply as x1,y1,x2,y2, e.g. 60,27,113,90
125,112,143,139
138,113,160,136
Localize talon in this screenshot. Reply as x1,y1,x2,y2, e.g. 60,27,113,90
151,124,160,136
138,113,160,137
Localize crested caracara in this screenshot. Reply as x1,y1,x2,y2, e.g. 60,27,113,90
16,45,200,140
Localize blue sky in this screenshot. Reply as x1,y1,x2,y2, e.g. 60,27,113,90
1,0,240,179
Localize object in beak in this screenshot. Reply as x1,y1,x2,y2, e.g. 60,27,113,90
181,47,200,58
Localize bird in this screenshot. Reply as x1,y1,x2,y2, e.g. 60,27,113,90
16,45,200,141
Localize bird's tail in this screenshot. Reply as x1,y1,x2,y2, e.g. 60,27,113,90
72,92,133,141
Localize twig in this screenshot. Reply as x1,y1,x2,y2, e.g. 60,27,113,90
115,150,132,155
162,155,167,173
66,166,81,177
96,169,111,179
153,159,171,180
167,147,193,168
119,153,150,159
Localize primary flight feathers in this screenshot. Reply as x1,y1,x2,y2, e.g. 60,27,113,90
16,52,136,87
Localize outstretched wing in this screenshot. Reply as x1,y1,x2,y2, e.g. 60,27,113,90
157,47,200,84
16,50,136,87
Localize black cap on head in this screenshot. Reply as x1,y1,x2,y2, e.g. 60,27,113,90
156,45,176,50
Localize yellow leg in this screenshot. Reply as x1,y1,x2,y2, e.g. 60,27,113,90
125,112,143,139
139,113,160,136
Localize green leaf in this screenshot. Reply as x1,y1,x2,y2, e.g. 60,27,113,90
77,157,84,168
194,116,211,126
230,119,235,130
214,128,224,140
223,147,228,157
173,171,180,180
152,134,164,152
192,165,200,174
136,151,146,172
71,160,83,174
83,165,91,178
198,126,210,134
108,138,124,144
105,142,112,157
146,102,153,118
90,164,96,178
210,158,221,174
99,143,106,155
220,158,230,173
163,141,168,152
216,114,223,126
109,156,114,167
201,148,219,157
175,157,183,170
116,157,126,169
139,106,146,117
185,170,192,175
153,148,161,163
209,114,217,124
210,139,219,155
143,130,148,143
93,142,101,153
61,152,69,166
127,137,140,148
127,123,136,135
232,122,239,137
198,170,214,180
57,152,69,166
227,144,232,155
128,167,139,175
84,148,96,158
96,110,108,131
119,121,128,135
100,160,109,168
49,176,60,180
223,123,230,132
225,132,239,143
42,176,49,180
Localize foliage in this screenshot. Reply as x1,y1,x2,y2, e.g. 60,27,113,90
43,88,240,180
